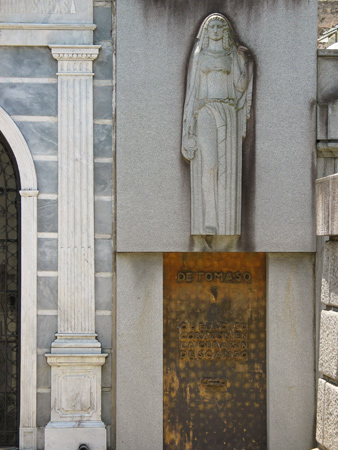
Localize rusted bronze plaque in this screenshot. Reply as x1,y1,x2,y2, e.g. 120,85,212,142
164,253,266,450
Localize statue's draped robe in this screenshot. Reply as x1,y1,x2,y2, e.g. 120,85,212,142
182,40,253,236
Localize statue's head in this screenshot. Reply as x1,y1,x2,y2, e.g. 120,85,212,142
199,13,234,50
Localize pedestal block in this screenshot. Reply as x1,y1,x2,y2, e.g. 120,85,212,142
45,353,107,450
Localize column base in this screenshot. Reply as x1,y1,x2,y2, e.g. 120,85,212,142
19,426,37,450
45,421,107,450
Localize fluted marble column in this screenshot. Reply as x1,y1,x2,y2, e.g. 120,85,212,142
45,46,107,450
53,46,98,346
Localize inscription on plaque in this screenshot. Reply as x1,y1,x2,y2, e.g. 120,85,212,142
0,0,76,14
179,321,248,361
164,252,267,450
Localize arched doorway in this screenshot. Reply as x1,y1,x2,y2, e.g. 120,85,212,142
0,106,38,450
0,133,20,447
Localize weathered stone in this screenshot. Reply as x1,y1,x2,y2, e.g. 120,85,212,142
318,50,338,103
321,240,338,305
328,99,338,139
316,379,325,445
316,174,338,236
317,103,328,140
316,380,338,450
319,311,338,379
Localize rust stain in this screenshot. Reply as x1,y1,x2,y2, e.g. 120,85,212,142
164,252,267,450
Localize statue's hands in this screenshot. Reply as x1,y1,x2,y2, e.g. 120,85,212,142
182,135,197,161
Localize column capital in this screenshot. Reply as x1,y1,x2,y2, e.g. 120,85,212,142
50,45,101,62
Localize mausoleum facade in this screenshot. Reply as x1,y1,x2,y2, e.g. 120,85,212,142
0,1,334,449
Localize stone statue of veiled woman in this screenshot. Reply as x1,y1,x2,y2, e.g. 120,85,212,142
182,13,253,236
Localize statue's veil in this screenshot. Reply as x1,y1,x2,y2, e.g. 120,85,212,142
182,14,237,160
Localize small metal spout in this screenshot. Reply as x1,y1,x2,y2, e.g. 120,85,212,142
79,445,89,450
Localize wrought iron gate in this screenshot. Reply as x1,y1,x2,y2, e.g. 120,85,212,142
0,134,20,448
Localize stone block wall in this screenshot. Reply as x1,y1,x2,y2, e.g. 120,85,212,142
317,241,338,450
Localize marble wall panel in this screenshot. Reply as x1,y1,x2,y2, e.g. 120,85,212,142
101,350,112,389
37,315,57,349
94,41,113,81
15,121,58,156
94,5,113,43
37,199,58,233
94,85,113,120
95,239,113,272
94,123,113,157
37,238,58,271
37,392,52,428
94,161,113,196
0,83,57,116
95,199,113,235
102,390,112,426
95,276,113,310
96,314,113,348
35,161,58,194
37,276,58,310
0,47,57,78
37,354,51,389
